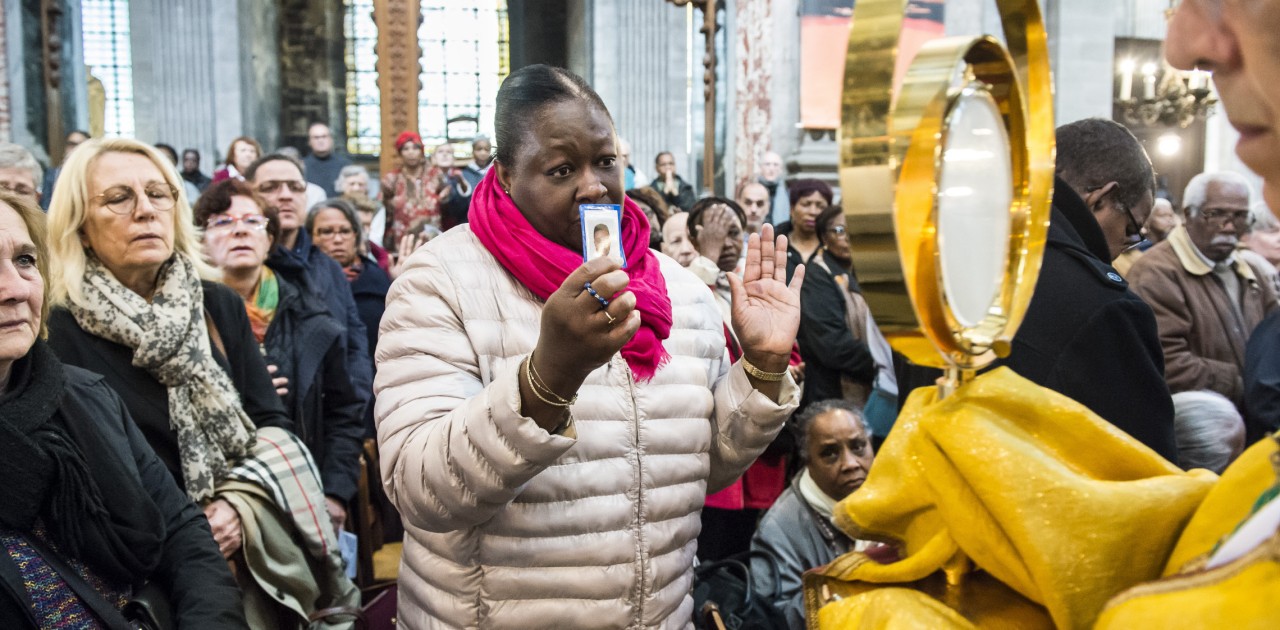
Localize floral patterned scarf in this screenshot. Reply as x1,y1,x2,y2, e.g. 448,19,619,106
68,254,256,502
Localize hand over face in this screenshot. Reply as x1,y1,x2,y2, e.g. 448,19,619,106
693,204,733,262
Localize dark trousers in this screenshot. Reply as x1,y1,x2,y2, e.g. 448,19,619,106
696,507,762,562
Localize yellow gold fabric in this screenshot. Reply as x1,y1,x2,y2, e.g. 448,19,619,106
817,368,1216,630
1096,528,1280,628
805,563,1054,629
817,588,975,630
1162,435,1278,575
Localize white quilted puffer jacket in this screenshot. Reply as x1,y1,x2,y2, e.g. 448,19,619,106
375,226,799,629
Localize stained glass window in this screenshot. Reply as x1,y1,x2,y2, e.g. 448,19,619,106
344,0,380,155
81,0,134,137
344,0,509,156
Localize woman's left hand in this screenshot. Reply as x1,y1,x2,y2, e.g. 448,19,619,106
727,224,804,374
203,498,243,558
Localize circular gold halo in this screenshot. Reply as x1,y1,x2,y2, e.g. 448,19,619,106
839,0,1054,371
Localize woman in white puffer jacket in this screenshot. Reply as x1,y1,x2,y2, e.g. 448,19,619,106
375,65,805,629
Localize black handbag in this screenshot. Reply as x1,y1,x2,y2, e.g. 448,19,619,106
122,582,173,630
692,550,789,630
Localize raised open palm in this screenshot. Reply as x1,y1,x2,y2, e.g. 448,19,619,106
727,224,805,361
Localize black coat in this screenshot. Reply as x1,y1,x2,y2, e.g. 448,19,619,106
349,256,390,437
897,179,1178,462
796,250,877,406
263,273,366,503
46,281,294,488
0,366,246,629
268,230,373,406
350,256,391,363
1244,309,1280,444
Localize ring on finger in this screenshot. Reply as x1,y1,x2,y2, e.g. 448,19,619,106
584,281,610,309
605,311,617,325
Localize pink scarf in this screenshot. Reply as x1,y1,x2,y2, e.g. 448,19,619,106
470,169,672,381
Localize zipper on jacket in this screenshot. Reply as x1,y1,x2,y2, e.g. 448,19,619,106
625,359,647,625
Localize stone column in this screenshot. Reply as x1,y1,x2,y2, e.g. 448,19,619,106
129,0,279,169
731,0,780,195
589,0,697,188
1046,0,1115,124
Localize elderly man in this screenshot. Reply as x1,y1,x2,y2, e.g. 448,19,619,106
1127,172,1278,411
0,143,43,204
303,122,352,197
758,151,790,226
737,180,771,236
898,118,1178,461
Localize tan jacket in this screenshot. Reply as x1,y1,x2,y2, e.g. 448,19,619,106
1127,226,1278,405
375,227,799,629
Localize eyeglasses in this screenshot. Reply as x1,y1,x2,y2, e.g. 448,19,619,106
206,214,269,232
255,180,307,195
1117,201,1143,239
1088,185,1144,240
91,184,178,215
1199,207,1254,227
826,225,848,236
314,226,355,239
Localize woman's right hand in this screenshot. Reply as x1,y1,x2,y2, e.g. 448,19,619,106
532,257,641,397
203,498,243,558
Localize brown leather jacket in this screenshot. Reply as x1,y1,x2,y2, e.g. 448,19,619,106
1127,226,1279,405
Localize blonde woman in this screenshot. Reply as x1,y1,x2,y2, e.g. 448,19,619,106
44,138,358,627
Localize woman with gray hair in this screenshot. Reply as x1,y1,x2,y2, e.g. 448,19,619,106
334,164,371,198
749,399,878,629
308,199,390,381
1173,390,1246,473
0,142,43,203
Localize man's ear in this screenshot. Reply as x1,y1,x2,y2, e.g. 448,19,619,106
1083,181,1120,214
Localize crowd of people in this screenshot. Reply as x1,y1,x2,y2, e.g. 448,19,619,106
0,1,1278,626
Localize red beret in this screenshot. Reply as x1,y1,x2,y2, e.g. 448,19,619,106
395,131,423,151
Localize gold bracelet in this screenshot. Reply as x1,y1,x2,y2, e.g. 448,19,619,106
524,356,577,408
741,356,787,382
527,351,573,405
528,352,577,405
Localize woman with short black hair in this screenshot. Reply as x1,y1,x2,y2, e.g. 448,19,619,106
376,64,805,628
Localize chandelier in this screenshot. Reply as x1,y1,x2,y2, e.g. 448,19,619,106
1113,2,1216,128
1115,58,1216,128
